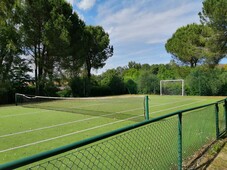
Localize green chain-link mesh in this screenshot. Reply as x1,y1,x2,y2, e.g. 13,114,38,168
27,117,178,170
1,100,226,170
182,105,216,161
218,101,226,134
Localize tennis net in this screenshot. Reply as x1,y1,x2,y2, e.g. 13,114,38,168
15,93,147,122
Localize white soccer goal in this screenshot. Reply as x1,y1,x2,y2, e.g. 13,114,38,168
160,79,184,96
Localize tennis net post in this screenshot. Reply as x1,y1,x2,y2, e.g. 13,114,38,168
15,93,18,106
144,96,149,120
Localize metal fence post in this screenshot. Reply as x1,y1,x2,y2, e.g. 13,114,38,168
215,103,220,139
145,96,149,120
224,99,227,132
178,112,182,170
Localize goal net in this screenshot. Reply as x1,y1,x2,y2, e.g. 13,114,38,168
160,79,184,96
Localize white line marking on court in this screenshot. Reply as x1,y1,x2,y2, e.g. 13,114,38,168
149,98,203,108
0,98,199,138
0,110,50,118
152,99,207,114
0,99,206,153
0,104,102,118
0,108,139,138
0,115,141,153
0,104,99,118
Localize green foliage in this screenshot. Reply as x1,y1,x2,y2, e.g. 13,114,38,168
43,81,59,97
62,13,85,77
123,68,140,82
84,26,113,78
165,24,214,67
56,87,72,97
21,0,74,95
70,77,85,97
90,86,112,96
162,82,183,95
0,81,13,104
157,64,176,80
101,69,125,95
1,0,227,102
218,71,227,96
124,79,137,94
137,71,159,94
0,0,28,104
43,2,71,56
186,67,224,96
200,0,227,27
199,0,227,66
0,0,22,83
9,57,32,97
128,61,141,70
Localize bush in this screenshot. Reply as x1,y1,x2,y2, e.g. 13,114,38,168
101,70,125,95
124,79,137,94
137,71,159,94
43,81,59,96
70,77,85,97
90,86,112,96
56,87,72,97
0,81,14,104
186,67,223,96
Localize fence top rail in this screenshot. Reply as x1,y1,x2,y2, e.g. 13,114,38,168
0,98,226,170
217,99,226,104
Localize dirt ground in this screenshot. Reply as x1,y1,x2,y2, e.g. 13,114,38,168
183,135,227,170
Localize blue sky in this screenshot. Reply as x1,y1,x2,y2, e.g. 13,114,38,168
66,0,204,74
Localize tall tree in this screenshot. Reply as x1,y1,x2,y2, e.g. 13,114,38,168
199,0,227,64
165,23,213,67
0,0,26,103
21,0,72,94
0,0,22,83
61,12,86,78
84,26,113,79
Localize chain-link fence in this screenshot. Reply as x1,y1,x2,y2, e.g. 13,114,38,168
217,100,226,135
27,117,178,170
182,105,216,161
0,98,227,170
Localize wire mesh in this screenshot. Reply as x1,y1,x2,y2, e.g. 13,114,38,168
217,101,226,134
182,105,216,161
25,116,178,170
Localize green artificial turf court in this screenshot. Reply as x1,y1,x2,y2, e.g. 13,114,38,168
0,95,225,164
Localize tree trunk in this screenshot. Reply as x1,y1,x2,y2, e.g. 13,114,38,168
38,44,45,95
34,46,38,95
85,56,92,96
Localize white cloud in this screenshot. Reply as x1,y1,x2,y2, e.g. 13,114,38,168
76,0,96,10
66,0,96,10
97,1,202,46
92,0,203,73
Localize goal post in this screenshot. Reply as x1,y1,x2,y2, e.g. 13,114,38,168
160,79,184,96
